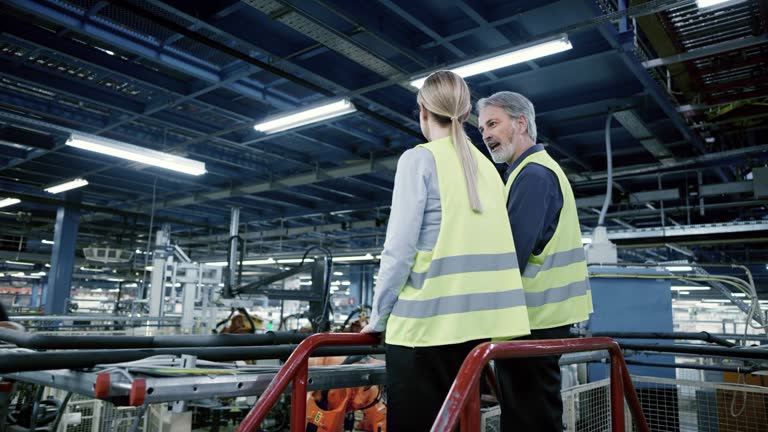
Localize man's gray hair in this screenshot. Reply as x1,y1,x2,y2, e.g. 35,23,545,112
476,91,537,143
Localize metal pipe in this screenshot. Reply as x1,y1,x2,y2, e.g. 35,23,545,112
590,331,737,348
624,360,762,373
620,342,768,360
0,344,384,374
0,328,311,349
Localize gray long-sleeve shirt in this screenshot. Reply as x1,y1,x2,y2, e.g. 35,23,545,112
367,147,441,332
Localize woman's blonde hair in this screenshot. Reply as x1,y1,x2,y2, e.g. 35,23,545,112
417,71,481,212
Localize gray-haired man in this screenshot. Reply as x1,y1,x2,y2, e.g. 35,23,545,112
477,91,593,432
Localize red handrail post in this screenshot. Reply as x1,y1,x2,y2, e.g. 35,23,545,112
609,350,626,432
236,333,380,432
290,359,308,432
430,338,650,432
619,355,650,432
459,380,481,432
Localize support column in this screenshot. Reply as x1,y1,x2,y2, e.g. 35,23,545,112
149,224,171,318
225,207,240,298
44,192,80,315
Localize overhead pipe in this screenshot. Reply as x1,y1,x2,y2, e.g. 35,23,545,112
0,344,384,374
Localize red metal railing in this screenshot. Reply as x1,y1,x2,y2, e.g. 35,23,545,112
237,333,381,432
431,337,650,432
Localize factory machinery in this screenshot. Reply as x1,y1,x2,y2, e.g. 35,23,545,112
2,261,768,431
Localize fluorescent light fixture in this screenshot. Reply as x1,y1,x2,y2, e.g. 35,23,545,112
206,258,279,266
299,281,312,286
677,291,690,295
32,271,47,276
45,263,51,268
12,272,40,279
107,278,125,282
671,286,710,291
341,281,351,286
44,178,89,194
409,35,572,88
701,299,729,303
0,273,4,277
66,133,206,176
581,237,593,244
42,239,54,245
254,99,356,134
334,253,375,262
6,260,34,266
333,271,344,276
79,267,103,272
277,258,314,264
0,198,21,209
732,293,747,297
666,265,693,272
696,0,745,8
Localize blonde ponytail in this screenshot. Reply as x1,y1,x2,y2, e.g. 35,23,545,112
450,117,482,212
417,70,482,213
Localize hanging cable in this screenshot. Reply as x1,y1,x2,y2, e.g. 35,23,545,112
598,112,614,226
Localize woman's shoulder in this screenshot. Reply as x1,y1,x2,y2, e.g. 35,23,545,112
398,146,436,170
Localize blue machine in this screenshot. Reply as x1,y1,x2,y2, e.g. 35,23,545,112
587,266,675,380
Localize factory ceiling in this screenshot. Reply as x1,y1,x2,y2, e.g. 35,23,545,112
0,0,766,292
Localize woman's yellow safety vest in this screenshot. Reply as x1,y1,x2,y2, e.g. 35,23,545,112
385,136,531,347
505,150,593,330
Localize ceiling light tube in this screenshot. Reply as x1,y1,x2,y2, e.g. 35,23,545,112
6,260,35,266
254,99,357,134
0,198,21,209
66,133,206,176
671,286,710,291
333,254,375,262
696,0,745,8
42,239,55,245
44,178,89,194
410,35,572,88
276,258,314,264
666,265,693,272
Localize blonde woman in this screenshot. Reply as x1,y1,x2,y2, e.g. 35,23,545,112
361,70,530,431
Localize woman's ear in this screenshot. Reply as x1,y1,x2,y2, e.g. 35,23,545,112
419,103,429,122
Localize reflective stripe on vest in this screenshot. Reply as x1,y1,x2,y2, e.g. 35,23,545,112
407,251,518,289
522,247,586,279
525,280,588,308
392,289,527,319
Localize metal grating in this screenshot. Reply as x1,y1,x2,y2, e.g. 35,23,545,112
242,0,404,79
562,379,612,432
562,375,768,432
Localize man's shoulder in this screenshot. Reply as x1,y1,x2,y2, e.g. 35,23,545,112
517,161,558,183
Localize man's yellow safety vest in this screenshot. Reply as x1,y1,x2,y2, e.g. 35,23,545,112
505,150,593,330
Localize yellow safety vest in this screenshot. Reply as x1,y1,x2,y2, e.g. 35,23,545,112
386,136,531,347
505,150,593,330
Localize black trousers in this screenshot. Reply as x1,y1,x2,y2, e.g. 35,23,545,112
495,325,572,432
385,339,486,432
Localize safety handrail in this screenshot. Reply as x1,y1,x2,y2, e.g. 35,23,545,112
431,337,650,432
237,332,381,432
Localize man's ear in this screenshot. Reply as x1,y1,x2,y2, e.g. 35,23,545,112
517,115,529,136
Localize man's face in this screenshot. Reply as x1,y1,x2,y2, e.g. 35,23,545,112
478,105,521,164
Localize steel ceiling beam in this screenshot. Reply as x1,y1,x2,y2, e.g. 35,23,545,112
643,33,768,68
